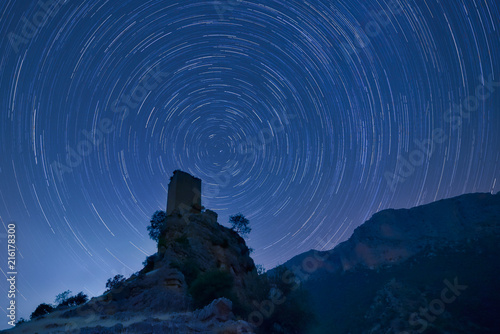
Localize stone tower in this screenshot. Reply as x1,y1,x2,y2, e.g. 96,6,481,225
167,170,202,215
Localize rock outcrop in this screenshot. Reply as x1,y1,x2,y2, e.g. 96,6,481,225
153,209,258,304
9,298,254,333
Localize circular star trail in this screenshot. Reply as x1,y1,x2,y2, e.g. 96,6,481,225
0,0,499,322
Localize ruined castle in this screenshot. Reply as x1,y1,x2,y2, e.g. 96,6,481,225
166,170,202,215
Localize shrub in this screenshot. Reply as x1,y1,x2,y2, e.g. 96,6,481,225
175,234,190,246
55,290,71,305
59,292,88,307
30,303,54,319
105,274,126,291
189,269,235,309
141,255,156,274
147,210,167,242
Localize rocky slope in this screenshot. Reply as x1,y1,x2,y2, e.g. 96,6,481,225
8,298,253,334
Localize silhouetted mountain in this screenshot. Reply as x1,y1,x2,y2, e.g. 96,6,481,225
273,192,500,333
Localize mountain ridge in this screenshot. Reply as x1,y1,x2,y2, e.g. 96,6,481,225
275,192,500,277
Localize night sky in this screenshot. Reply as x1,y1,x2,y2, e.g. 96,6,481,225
1,0,499,324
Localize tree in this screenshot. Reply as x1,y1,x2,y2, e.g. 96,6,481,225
147,210,167,242
60,292,88,307
30,303,54,319
55,290,88,307
229,213,251,236
105,274,126,291
55,290,71,305
141,254,156,274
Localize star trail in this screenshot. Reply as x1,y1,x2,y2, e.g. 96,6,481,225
0,0,499,323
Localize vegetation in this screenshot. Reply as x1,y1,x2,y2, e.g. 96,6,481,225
171,259,201,287
30,303,54,319
189,269,236,309
174,233,190,247
28,290,89,322
54,290,88,307
105,274,126,291
303,237,500,333
56,290,89,307
55,290,72,305
141,254,156,274
255,266,315,334
147,210,167,242
229,213,251,237
58,292,88,307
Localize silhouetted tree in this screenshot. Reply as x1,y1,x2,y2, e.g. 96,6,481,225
105,274,126,291
55,290,88,307
30,303,54,319
55,290,71,305
229,213,251,236
147,210,167,242
60,292,88,307
141,254,156,274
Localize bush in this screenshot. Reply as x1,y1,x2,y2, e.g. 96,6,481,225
175,234,190,247
189,269,235,309
105,274,126,291
141,255,156,274
30,303,54,319
59,292,88,307
55,290,71,305
147,210,167,242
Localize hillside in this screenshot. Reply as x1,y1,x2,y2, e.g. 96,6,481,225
274,192,500,333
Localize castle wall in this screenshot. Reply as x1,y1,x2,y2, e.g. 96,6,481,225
167,170,202,215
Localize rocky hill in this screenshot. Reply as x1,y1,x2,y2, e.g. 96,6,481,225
5,209,258,334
